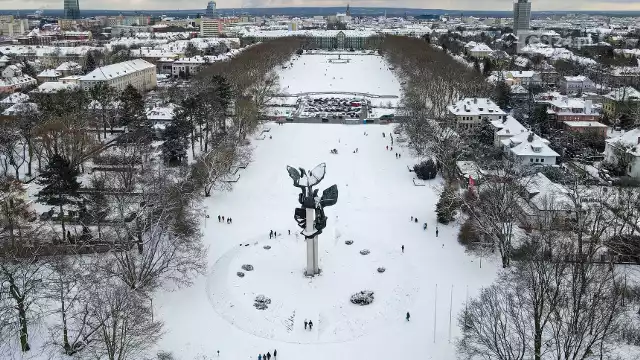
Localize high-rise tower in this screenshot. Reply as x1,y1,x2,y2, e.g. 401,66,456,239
346,3,351,17
513,0,531,35
206,1,217,17
63,0,80,19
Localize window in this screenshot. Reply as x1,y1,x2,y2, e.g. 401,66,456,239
530,158,533,163
535,159,539,163
541,159,544,163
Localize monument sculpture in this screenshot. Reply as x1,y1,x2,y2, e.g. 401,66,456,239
286,163,338,276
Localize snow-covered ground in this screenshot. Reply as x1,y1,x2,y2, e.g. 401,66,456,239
153,123,499,360
278,54,402,97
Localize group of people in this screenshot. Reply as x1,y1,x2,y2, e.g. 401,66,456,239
304,319,314,330
395,153,401,159
353,148,359,153
410,216,438,236
257,350,277,360
386,145,394,151
269,230,279,239
217,215,233,224
330,148,338,154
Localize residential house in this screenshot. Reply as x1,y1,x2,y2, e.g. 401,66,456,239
490,115,527,147
36,69,62,83
55,61,83,76
0,75,36,93
468,43,494,58
2,64,22,78
501,131,559,166
79,59,157,92
502,70,542,88
604,128,640,178
518,172,576,228
545,97,601,124
601,86,640,119
171,57,207,78
447,97,507,129
562,121,608,137
558,75,595,94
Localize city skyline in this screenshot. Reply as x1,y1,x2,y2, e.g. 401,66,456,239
0,0,640,12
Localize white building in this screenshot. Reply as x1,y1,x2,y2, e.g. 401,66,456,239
200,18,222,37
171,57,207,78
468,43,494,58
558,75,595,94
79,59,157,92
501,131,559,166
513,0,531,35
490,115,527,147
447,98,507,129
0,75,36,93
604,128,640,178
36,69,62,83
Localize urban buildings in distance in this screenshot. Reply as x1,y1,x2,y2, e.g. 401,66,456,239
513,0,531,34
63,0,80,20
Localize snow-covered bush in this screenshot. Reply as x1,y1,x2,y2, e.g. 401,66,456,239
350,291,374,306
237,272,245,278
360,249,370,255
414,159,438,180
345,240,353,245
377,267,386,273
242,264,254,271
254,295,272,310
263,245,271,250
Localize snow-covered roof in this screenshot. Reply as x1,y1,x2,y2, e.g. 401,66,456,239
562,121,607,128
0,75,36,88
491,115,527,137
2,102,37,116
37,69,61,78
55,61,82,72
469,43,493,53
547,98,597,115
146,103,177,121
80,59,155,81
603,87,640,102
510,85,528,94
0,92,29,105
605,128,640,157
241,29,379,38
448,98,506,116
32,81,79,93
523,173,574,212
0,45,101,57
503,131,559,158
563,75,591,83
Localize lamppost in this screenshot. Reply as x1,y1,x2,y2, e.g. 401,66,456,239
286,163,338,277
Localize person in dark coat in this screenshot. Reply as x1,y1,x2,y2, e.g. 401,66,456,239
218,215,221,222
401,245,404,253
222,216,225,222
267,352,271,360
274,350,277,359
414,218,418,223
406,312,410,321
269,230,273,239
436,227,439,237
411,216,413,221
304,320,308,329
423,223,427,230
308,320,313,330
288,229,291,235
259,354,262,360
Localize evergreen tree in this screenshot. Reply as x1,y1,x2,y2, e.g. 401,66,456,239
473,58,481,73
119,84,149,137
37,154,81,243
436,185,459,225
160,118,190,165
482,58,493,77
413,159,438,180
84,51,97,73
21,61,37,78
184,42,200,58
493,81,511,110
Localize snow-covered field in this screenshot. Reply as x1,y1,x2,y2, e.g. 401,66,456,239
153,123,498,360
278,54,402,98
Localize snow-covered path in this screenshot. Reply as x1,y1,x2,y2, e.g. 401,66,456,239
153,124,498,360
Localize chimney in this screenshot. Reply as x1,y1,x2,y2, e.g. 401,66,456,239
527,132,534,143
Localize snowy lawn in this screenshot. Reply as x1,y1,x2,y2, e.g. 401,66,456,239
278,54,402,97
153,123,499,360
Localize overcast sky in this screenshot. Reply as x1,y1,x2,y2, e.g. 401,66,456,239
3,0,640,11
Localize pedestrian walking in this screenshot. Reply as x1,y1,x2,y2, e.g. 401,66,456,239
308,320,313,330
273,230,276,237
269,230,273,239
390,146,393,151
274,350,277,359
423,223,427,230
221,216,225,222
436,227,439,237
217,350,220,357
304,320,308,330
263,354,267,360
269,135,272,139
410,216,413,221
288,229,291,235
218,215,221,222
259,354,262,360
414,218,418,223
406,312,410,321
267,352,271,360
401,245,404,253
386,145,388,150
229,218,233,224
399,153,401,158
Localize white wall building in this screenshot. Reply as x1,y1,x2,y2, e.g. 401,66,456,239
490,115,527,147
558,75,595,94
447,98,507,129
79,59,157,92
200,18,222,37
604,128,640,179
502,131,559,166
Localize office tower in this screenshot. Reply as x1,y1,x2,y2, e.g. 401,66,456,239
63,0,80,20
513,0,531,35
206,1,216,17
